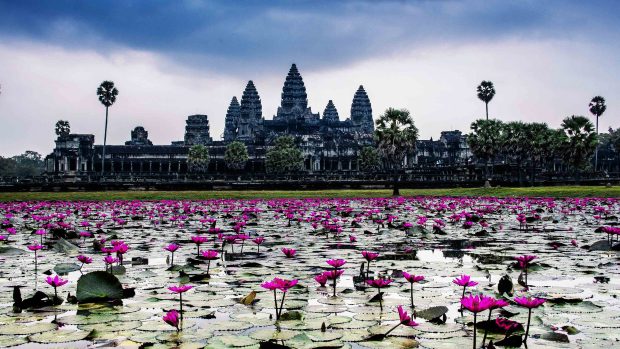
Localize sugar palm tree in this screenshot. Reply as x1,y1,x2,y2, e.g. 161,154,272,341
589,96,606,171
477,81,496,120
374,108,418,196
97,81,119,176
561,115,598,181
224,141,249,171
502,121,529,185
468,119,504,181
526,122,552,186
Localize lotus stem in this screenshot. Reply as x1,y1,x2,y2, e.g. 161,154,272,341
384,322,401,337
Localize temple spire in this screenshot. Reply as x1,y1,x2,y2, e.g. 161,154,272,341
322,100,339,123
223,96,240,141
280,63,308,113
238,81,263,142
351,85,373,133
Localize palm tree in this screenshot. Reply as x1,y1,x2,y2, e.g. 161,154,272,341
188,145,210,174
561,115,598,181
589,96,606,171
477,81,496,120
526,122,551,186
502,121,529,185
97,81,119,176
467,119,504,182
374,108,419,196
55,120,71,137
224,141,249,171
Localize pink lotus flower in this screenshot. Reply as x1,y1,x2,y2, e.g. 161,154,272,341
495,317,521,333
46,274,68,300
46,275,69,288
461,294,493,313
168,285,193,321
397,305,419,327
77,254,93,271
197,248,217,259
201,249,219,275
164,243,180,253
261,277,299,320
515,255,536,268
326,259,346,268
481,297,510,347
514,296,546,342
367,278,392,310
281,247,296,258
162,309,180,332
402,271,425,308
323,269,344,297
252,236,265,253
361,251,379,261
461,294,495,349
384,305,419,337
164,243,180,265
191,235,208,256
28,244,43,251
515,255,537,289
452,274,478,287
168,285,193,294
366,278,392,289
514,296,545,308
314,273,328,287
402,272,424,283
103,256,118,270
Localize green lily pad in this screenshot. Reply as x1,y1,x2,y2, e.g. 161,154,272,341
76,271,124,303
29,329,93,343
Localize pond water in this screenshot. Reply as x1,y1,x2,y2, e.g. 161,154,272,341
0,197,619,348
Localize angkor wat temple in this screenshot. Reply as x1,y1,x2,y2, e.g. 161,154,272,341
45,64,469,179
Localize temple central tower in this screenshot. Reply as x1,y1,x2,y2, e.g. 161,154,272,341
274,63,319,123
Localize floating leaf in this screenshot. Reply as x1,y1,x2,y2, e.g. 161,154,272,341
29,329,93,343
76,271,124,303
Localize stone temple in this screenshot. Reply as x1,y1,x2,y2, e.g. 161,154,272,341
45,64,469,177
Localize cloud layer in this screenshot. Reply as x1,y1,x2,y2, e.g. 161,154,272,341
0,0,618,157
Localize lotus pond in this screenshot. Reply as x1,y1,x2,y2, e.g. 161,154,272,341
0,197,619,348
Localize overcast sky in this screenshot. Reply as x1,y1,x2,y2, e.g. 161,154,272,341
0,0,618,157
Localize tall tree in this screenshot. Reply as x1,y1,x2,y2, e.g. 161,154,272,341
588,96,606,170
467,119,504,181
12,151,44,177
265,135,304,174
560,115,598,179
526,123,551,185
359,146,381,172
374,108,419,196
224,141,249,170
477,81,496,120
502,121,529,185
188,145,210,174
55,120,71,137
97,81,119,176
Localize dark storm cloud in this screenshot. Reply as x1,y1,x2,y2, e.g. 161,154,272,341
1,0,618,75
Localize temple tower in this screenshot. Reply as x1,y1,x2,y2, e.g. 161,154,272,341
350,85,373,133
223,96,240,141
275,64,319,123
322,100,339,123
125,126,153,146
237,81,263,142
184,115,212,145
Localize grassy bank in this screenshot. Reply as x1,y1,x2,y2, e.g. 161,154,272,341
0,186,618,202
